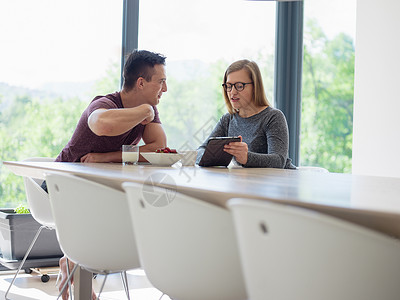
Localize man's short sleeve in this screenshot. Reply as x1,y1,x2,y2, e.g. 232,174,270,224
87,97,119,115
87,97,161,124
152,106,161,124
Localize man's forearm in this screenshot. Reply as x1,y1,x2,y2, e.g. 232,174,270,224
106,151,124,162
140,142,166,152
88,105,154,136
80,151,122,163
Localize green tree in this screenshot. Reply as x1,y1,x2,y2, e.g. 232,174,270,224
157,59,228,150
93,60,121,95
0,95,87,207
301,19,354,173
1,59,121,208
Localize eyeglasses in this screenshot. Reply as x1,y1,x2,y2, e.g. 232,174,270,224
222,82,253,92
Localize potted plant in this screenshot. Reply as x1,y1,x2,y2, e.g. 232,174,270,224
0,204,63,270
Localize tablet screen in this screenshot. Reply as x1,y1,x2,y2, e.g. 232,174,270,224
198,137,240,167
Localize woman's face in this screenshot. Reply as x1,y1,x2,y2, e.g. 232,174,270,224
225,69,254,113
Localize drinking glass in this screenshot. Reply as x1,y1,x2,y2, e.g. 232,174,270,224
122,145,139,165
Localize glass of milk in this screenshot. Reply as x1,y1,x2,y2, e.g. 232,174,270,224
122,144,139,165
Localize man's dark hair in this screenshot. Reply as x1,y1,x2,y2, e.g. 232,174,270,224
123,50,166,91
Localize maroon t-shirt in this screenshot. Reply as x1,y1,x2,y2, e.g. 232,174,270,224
55,92,161,162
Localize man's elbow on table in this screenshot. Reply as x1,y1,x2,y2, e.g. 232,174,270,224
143,139,167,152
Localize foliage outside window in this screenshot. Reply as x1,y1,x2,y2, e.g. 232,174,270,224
0,64,118,207
0,0,122,207
300,19,355,173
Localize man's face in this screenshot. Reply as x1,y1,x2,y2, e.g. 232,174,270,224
143,64,167,106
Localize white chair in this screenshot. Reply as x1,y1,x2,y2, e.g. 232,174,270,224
228,198,400,300
5,157,63,299
46,172,140,300
122,182,247,300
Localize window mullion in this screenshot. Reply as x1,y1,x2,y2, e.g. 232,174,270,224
274,1,304,166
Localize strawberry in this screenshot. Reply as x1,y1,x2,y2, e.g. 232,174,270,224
155,147,177,153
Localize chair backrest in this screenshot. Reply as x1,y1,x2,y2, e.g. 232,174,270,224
228,198,400,300
22,157,54,228
123,182,247,300
46,172,140,273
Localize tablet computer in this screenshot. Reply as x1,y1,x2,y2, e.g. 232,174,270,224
198,136,241,167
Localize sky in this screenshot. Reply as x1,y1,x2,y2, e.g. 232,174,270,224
139,0,277,63
0,0,356,90
0,0,122,88
305,0,357,41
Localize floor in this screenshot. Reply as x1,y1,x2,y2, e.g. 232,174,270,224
0,268,170,300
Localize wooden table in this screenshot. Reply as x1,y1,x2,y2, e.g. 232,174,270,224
4,161,400,298
4,160,400,238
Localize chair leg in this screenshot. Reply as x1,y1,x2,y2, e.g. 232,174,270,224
159,293,174,300
55,269,62,287
121,271,130,300
57,263,79,300
4,225,45,300
55,258,72,300
158,294,164,300
96,274,108,300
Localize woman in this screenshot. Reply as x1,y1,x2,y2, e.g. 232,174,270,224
197,59,296,168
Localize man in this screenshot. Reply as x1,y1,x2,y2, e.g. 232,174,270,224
56,49,168,299
56,49,167,164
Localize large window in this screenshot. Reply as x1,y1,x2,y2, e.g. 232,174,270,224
300,0,356,173
1,0,356,208
138,0,276,152
0,0,122,207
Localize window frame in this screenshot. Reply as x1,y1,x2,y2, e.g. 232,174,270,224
120,0,139,88
274,1,303,166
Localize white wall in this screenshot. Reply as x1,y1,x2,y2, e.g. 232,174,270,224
352,0,400,178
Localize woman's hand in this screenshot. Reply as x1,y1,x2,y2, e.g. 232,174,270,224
223,135,248,165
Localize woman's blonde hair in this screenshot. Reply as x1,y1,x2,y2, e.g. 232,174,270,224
222,59,271,114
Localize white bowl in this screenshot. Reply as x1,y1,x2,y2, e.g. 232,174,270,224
141,152,184,166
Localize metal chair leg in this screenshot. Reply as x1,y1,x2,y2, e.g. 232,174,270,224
158,293,174,300
55,269,62,287
65,258,73,300
96,274,108,300
4,225,45,300
57,263,79,300
121,271,130,300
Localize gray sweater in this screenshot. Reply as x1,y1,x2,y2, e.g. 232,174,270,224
197,107,296,169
